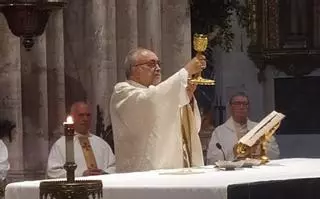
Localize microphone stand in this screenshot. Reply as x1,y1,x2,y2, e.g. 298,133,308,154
216,143,226,161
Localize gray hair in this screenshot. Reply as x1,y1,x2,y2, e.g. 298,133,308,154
124,47,150,79
228,91,249,105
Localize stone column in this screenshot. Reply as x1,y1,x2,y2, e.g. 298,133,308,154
161,0,192,78
84,0,117,129
104,0,117,125
137,0,162,57
116,0,138,81
21,35,48,180
64,0,88,111
0,15,24,182
46,10,66,146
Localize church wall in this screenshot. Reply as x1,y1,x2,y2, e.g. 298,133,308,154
214,14,264,122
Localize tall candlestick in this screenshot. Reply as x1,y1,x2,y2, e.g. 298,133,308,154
63,116,75,163
40,118,102,199
63,116,77,182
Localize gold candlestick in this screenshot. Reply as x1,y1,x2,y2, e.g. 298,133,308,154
190,33,215,86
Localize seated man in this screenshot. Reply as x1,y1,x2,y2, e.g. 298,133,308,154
0,140,9,181
207,92,280,164
0,120,15,181
47,102,115,178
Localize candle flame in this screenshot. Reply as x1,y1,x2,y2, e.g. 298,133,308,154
64,116,74,125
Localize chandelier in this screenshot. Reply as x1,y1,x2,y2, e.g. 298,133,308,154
0,0,67,50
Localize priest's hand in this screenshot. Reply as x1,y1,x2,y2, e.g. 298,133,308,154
184,55,206,75
186,81,197,100
83,168,105,176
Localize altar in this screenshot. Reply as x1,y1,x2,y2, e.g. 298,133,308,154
5,158,320,199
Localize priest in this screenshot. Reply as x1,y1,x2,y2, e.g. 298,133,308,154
47,102,115,178
110,48,205,172
207,92,280,164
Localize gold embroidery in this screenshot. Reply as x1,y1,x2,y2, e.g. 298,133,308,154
180,105,193,168
78,136,98,169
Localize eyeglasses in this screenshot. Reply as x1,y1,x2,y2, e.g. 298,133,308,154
135,60,161,69
231,101,249,107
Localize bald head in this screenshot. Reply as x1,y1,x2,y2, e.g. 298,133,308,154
70,102,91,135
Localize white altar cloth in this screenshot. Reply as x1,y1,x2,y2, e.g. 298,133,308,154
5,158,320,199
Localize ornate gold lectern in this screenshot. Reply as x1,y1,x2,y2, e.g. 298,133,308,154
235,126,279,164
234,111,285,164
40,116,103,199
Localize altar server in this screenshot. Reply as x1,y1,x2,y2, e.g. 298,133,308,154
110,48,205,172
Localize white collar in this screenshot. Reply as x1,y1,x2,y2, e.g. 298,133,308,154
127,80,148,88
74,132,92,137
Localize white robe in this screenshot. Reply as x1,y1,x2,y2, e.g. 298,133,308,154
47,133,115,178
110,68,203,173
0,140,9,180
207,118,280,164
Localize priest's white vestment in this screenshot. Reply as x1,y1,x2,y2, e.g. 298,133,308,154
0,140,9,180
47,133,115,178
110,68,204,173
207,118,280,164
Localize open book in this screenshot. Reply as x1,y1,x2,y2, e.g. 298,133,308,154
238,111,285,147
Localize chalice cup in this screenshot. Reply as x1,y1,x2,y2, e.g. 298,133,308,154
190,34,215,85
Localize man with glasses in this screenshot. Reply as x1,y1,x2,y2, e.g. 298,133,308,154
110,47,205,172
207,92,280,164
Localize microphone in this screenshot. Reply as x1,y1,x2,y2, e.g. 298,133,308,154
216,143,226,161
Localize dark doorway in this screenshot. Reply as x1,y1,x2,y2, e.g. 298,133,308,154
275,76,320,134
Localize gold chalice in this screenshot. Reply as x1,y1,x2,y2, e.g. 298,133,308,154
190,34,215,86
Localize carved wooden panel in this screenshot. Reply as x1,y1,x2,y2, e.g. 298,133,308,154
267,0,279,49
247,0,320,79
279,0,313,49
246,0,257,45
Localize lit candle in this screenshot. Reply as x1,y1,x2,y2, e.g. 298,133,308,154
63,116,74,163
64,116,74,125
